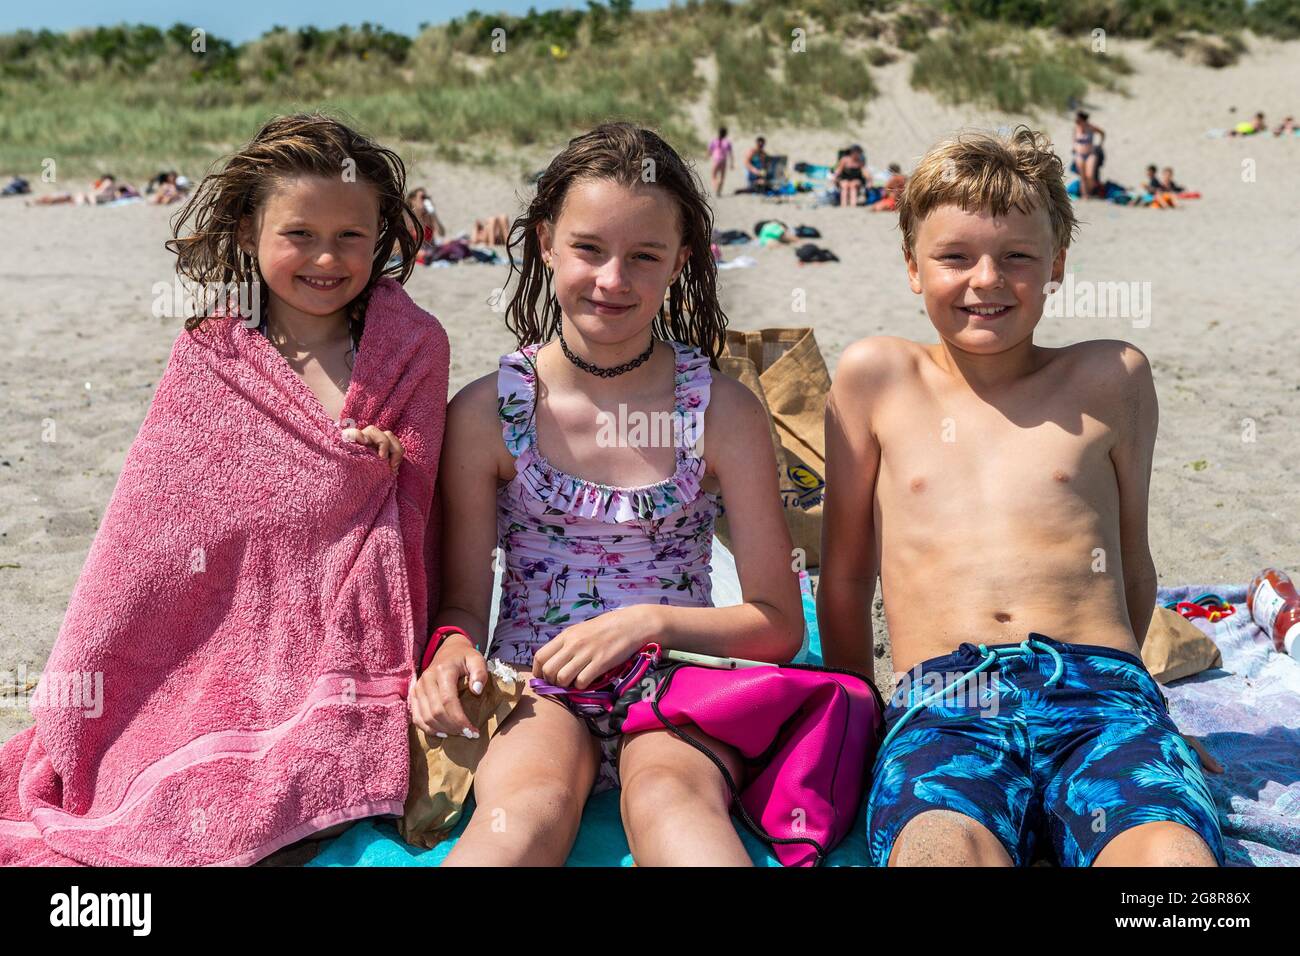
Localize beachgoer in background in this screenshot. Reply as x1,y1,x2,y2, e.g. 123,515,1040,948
1156,167,1184,195
1072,111,1105,200
744,136,769,191
1273,116,1296,137
1230,111,1265,136
1144,164,1160,193
472,214,510,245
832,144,867,208
28,174,121,206
707,126,734,197
406,187,444,245
871,162,907,211
147,170,190,205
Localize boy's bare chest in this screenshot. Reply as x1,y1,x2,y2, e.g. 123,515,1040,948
874,381,1118,514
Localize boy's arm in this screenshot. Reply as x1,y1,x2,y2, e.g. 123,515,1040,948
818,340,885,673
1109,344,1159,645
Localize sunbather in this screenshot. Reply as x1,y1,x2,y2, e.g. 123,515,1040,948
27,174,122,206
1274,116,1296,137
471,214,510,245
1229,111,1266,136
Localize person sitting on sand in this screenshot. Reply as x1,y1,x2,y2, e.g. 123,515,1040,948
472,214,510,246
1155,167,1184,195
744,136,770,191
1071,111,1105,200
1139,164,1174,209
870,162,907,212
1273,116,1296,137
707,126,734,197
821,126,1224,868
146,171,190,205
406,187,444,244
832,145,868,208
1229,111,1265,137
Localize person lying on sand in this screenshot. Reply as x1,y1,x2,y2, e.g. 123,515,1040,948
1229,111,1265,136
1273,116,1296,137
820,126,1224,868
27,174,125,206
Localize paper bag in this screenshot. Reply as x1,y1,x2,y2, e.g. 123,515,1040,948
715,328,829,568
1141,606,1223,684
398,659,524,849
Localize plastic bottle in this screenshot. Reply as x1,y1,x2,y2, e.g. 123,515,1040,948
1246,569,1300,659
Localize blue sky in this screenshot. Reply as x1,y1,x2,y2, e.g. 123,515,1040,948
0,1,675,43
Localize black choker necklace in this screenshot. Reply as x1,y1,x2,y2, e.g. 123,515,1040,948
559,334,655,379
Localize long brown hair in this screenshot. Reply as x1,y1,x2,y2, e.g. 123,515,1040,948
503,122,727,367
167,112,420,338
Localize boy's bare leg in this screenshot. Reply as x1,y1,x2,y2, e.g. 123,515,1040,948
619,724,752,866
442,682,599,866
1093,821,1218,867
889,810,1014,866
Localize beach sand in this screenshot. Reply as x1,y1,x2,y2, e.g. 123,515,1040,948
1,37,1297,861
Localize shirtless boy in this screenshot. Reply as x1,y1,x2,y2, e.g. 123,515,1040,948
818,127,1223,867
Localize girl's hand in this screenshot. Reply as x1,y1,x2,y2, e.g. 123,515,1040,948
342,424,403,473
409,634,489,739
534,605,662,690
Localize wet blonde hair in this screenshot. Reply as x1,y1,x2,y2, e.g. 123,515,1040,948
897,126,1077,258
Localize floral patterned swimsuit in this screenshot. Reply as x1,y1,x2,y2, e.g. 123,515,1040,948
490,340,719,792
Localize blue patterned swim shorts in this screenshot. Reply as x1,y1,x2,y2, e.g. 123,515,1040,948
865,634,1224,866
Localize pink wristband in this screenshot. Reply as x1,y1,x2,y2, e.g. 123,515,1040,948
421,625,471,674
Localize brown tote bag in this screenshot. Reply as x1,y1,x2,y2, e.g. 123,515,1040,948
714,328,829,569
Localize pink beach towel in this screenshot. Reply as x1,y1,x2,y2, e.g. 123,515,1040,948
0,277,448,865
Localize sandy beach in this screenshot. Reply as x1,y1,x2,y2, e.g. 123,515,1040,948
2,31,1298,768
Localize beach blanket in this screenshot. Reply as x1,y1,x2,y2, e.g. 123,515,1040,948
0,277,449,866
1158,584,1300,867
306,570,866,867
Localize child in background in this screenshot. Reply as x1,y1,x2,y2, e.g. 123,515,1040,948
411,122,804,866
819,126,1223,868
871,162,908,212
707,125,734,197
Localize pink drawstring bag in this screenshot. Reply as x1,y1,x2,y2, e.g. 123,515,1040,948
533,646,884,866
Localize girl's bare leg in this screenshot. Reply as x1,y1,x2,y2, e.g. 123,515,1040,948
618,724,752,866
441,681,599,866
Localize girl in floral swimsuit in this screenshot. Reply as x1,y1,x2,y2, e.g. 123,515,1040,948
410,122,805,866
